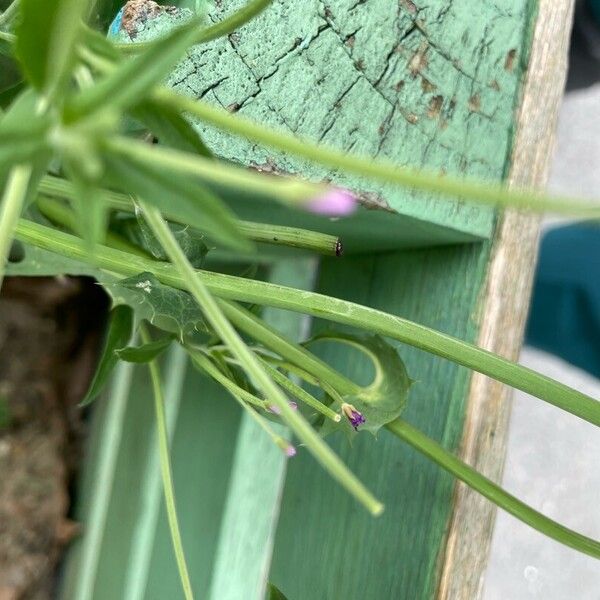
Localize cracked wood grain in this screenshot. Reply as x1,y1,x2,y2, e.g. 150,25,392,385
436,1,574,598
146,0,534,241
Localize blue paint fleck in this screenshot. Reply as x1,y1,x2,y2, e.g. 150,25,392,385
108,7,125,38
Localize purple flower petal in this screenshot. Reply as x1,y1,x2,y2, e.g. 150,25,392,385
341,402,366,431
307,188,357,216
285,444,297,457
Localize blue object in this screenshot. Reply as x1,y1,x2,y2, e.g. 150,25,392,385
108,6,124,38
526,222,600,379
589,0,600,24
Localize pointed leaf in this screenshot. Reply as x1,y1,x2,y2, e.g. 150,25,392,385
80,24,123,62
132,99,213,157
109,272,210,341
101,151,249,251
0,89,51,170
15,0,91,96
116,336,174,363
114,211,210,269
80,304,134,406
66,13,203,119
266,582,289,600
63,169,109,249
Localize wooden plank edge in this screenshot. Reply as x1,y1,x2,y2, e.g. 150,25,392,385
435,1,575,598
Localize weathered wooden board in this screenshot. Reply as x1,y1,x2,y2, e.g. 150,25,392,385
439,2,573,597
60,349,242,599
120,0,535,250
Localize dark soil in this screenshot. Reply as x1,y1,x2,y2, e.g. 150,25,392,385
0,277,108,600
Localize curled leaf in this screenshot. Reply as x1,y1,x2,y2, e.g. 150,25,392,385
80,304,134,406
308,332,413,436
116,335,174,363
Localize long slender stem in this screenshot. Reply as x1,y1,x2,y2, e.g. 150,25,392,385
139,204,383,515
190,349,294,456
114,0,274,52
245,354,342,422
188,348,270,409
38,175,342,255
0,164,31,289
104,136,323,206
36,195,147,257
14,220,600,428
386,419,600,559
153,89,600,216
142,327,194,600
0,0,19,27
220,300,358,395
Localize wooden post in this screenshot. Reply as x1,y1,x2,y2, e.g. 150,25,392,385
438,2,574,597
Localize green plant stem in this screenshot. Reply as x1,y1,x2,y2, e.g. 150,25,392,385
220,300,358,395
386,418,600,559
139,204,383,515
104,136,324,206
36,195,147,257
153,89,600,216
190,349,293,455
14,219,600,428
238,221,342,256
38,175,342,255
142,327,194,600
115,0,274,52
225,353,342,422
0,0,19,27
0,164,31,289
188,348,270,409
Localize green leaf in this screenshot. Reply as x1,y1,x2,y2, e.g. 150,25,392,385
311,333,413,437
15,0,91,97
100,151,249,251
109,272,210,341
266,582,289,600
81,304,134,406
80,24,122,62
116,335,174,363
132,99,213,157
66,13,204,119
0,88,51,169
88,0,126,32
63,169,109,249
113,211,210,269
0,79,25,110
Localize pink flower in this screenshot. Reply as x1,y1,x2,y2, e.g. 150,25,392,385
307,188,357,216
274,435,297,457
268,401,298,414
285,444,297,457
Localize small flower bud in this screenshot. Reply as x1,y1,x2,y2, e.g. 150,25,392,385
274,436,296,457
341,402,366,431
307,188,357,216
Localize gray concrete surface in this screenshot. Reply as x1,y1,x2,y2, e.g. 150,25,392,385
483,84,600,599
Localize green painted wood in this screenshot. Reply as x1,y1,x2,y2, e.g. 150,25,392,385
122,0,533,249
271,245,491,599
207,259,315,600
60,348,242,599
